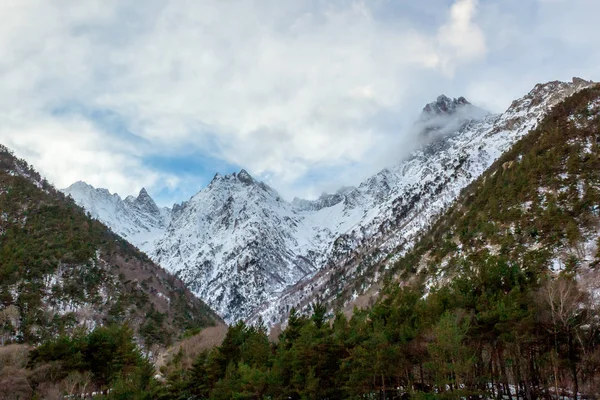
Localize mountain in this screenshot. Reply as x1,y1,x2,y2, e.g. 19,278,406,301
63,181,170,254
64,78,595,325
417,94,488,139
249,78,596,325
0,145,222,346
399,81,600,296
152,83,600,399
152,170,320,322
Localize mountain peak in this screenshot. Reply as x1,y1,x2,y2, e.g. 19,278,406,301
416,94,488,141
67,180,94,191
236,169,254,185
134,187,160,214
209,170,256,187
421,94,471,119
137,187,150,199
211,172,223,183
572,77,592,85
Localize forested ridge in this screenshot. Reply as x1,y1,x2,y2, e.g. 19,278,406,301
0,144,222,397
2,85,600,399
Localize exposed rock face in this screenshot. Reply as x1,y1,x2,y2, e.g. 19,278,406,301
417,94,489,140
422,94,470,116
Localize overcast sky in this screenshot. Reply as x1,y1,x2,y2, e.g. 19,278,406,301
1,0,598,205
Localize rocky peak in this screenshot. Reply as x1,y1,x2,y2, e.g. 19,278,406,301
572,77,592,86
66,181,123,202
421,95,471,119
133,187,160,214
210,172,223,184
236,169,255,185
68,180,94,191
416,94,488,142
138,187,150,199
507,78,595,119
209,169,256,188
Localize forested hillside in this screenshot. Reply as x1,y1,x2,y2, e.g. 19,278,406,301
0,144,220,347
147,86,600,399
401,83,600,293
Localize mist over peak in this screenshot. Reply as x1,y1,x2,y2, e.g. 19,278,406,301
422,94,471,117
416,94,489,141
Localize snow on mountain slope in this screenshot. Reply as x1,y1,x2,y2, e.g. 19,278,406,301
64,78,594,325
63,182,169,254
151,170,319,322
248,78,596,325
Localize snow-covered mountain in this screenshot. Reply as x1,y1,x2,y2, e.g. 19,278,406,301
249,78,596,325
416,94,488,140
151,170,319,322
63,182,170,254
64,78,595,325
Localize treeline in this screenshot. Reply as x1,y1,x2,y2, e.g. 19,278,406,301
154,257,599,399
2,257,598,399
0,325,155,399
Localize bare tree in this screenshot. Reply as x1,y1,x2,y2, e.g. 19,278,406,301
540,278,586,397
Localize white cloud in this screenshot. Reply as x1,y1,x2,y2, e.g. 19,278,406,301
0,0,597,203
0,110,177,196
436,0,485,73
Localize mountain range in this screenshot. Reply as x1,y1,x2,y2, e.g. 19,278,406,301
153,77,600,400
63,77,595,325
3,75,599,399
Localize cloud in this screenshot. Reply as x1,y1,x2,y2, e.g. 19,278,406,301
436,0,485,73
0,110,177,196
460,0,600,113
0,0,597,203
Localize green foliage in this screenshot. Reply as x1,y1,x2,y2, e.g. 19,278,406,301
0,145,219,345
27,325,155,396
139,307,169,348
147,259,598,399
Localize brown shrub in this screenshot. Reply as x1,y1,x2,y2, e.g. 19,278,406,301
158,324,228,374
35,382,62,400
0,366,33,400
0,344,29,371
